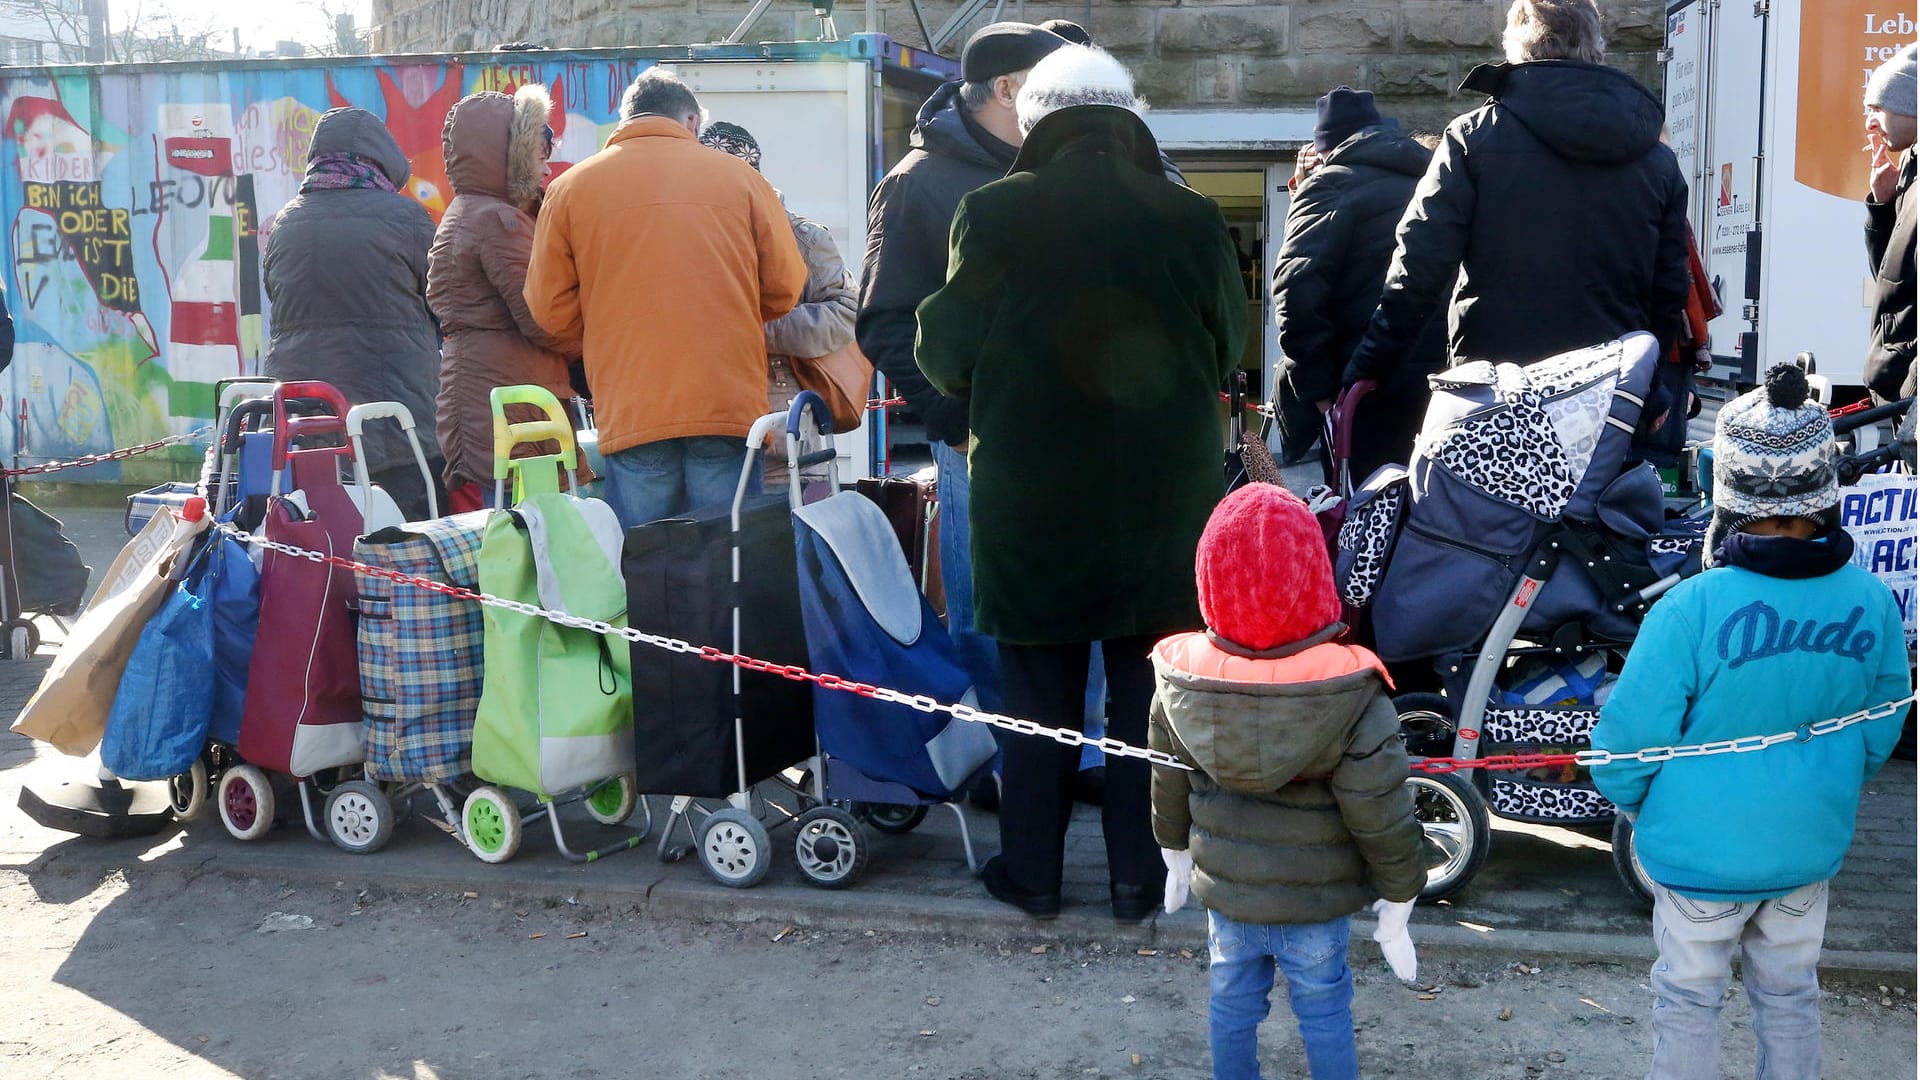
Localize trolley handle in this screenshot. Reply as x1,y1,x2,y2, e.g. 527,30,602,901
489,385,578,478
346,402,438,520
1327,379,1378,495
786,389,834,440
270,381,351,468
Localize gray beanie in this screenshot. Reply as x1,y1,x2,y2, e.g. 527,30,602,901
1866,41,1918,117
1705,364,1838,563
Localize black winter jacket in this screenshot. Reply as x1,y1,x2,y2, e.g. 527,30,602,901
1865,152,1915,404
857,82,1015,448
1346,61,1691,384
1271,125,1445,467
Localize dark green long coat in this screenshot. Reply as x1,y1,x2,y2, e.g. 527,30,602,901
915,106,1247,646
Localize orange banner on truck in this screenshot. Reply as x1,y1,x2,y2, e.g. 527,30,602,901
1797,2,1911,200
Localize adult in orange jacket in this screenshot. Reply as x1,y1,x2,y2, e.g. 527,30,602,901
525,68,807,527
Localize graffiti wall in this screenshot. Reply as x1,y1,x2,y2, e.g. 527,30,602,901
0,55,656,480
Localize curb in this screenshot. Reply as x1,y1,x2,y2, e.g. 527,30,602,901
14,840,1913,984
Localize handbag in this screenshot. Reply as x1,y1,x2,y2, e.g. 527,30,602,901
788,341,874,433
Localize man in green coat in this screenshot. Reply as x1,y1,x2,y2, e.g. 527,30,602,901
916,45,1247,921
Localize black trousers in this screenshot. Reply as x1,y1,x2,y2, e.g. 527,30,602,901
995,633,1161,897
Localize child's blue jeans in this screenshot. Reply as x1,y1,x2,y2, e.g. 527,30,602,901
1207,910,1359,1080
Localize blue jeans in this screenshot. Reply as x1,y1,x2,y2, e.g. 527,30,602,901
1081,645,1107,771
602,435,756,530
1208,911,1359,1080
1647,881,1828,1080
930,439,1001,711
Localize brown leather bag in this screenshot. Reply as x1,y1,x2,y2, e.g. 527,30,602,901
788,341,874,433
854,474,944,615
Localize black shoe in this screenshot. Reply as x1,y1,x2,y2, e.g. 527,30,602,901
1072,765,1106,807
1110,881,1163,924
980,856,1061,919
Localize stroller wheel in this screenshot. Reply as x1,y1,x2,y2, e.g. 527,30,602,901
462,786,523,864
324,781,395,855
697,808,771,888
1394,693,1457,759
1406,772,1490,902
584,773,638,826
1611,814,1656,908
217,764,275,842
793,806,870,889
856,803,929,835
168,758,209,822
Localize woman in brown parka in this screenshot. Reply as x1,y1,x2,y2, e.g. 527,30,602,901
428,85,581,510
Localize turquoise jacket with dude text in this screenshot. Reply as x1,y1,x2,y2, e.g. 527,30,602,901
1591,560,1910,901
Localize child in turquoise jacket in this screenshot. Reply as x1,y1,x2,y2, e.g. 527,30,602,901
1592,364,1911,1080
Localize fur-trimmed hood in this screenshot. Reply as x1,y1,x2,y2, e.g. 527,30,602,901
443,85,553,205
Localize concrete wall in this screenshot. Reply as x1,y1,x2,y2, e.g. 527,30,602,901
370,0,1667,136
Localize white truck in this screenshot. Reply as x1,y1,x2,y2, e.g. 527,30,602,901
1662,0,1901,399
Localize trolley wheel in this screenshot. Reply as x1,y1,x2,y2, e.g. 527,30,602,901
4,619,37,660
168,757,209,822
1394,692,1457,759
1407,771,1490,902
697,808,771,889
793,806,869,889
584,773,638,826
856,802,928,835
323,780,395,855
217,764,275,842
1611,814,1657,908
462,786,522,864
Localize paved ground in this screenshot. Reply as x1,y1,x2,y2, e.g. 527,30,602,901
3,509,1915,981
3,869,1915,1080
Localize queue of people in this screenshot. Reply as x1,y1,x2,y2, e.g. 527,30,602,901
249,6,1918,1077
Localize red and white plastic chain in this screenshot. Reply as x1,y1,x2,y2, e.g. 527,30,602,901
3,425,213,478
211,521,1914,776
866,397,908,410
213,521,1197,772
1406,696,1914,775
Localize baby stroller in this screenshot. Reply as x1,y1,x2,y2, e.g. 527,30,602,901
1331,333,1710,901
624,396,832,888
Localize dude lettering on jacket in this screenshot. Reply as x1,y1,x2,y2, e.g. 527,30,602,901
1716,601,1877,669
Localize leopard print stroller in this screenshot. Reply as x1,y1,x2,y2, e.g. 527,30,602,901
1329,332,1709,901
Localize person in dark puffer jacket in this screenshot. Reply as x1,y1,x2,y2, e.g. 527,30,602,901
1150,482,1428,1080
1344,0,1690,398
1271,87,1444,477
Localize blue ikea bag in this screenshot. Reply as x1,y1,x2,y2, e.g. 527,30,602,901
203,526,260,746
102,542,218,781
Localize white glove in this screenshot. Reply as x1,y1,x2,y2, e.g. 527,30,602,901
1371,899,1418,981
1162,848,1194,914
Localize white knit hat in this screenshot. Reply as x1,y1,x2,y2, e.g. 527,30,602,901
1015,46,1142,135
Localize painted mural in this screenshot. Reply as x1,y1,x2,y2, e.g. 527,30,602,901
0,56,657,479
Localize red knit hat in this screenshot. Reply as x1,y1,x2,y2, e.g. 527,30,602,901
1195,484,1340,652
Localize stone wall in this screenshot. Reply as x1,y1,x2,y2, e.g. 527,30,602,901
371,0,1666,135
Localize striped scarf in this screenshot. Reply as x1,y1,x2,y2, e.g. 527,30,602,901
300,152,400,194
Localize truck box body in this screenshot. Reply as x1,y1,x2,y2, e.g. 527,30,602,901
1665,0,1896,395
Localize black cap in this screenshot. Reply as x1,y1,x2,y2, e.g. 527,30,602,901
1313,86,1382,153
961,22,1068,83
1037,19,1092,46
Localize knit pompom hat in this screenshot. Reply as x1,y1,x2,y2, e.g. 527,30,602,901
1706,363,1839,560
1015,45,1142,135
1195,484,1341,652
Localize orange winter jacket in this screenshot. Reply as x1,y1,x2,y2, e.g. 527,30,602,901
524,116,807,456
